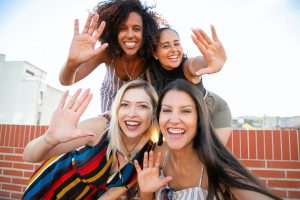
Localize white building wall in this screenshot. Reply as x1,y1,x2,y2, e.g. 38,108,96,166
0,55,63,125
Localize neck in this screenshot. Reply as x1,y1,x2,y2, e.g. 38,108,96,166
169,144,199,166
121,131,149,155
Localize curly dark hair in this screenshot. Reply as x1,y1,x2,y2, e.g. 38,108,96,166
94,0,160,62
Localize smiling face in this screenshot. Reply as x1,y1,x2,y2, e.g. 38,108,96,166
159,90,198,150
118,88,153,139
153,29,183,70
118,12,143,57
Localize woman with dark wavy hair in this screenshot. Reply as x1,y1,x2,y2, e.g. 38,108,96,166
59,0,159,112
135,79,281,200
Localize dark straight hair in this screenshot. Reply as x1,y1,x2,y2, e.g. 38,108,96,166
156,79,281,200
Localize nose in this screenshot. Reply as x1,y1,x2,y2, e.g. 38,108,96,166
127,106,137,117
126,29,134,38
168,112,181,124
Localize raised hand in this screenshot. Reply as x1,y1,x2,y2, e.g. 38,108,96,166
46,89,94,145
67,14,108,66
134,151,172,193
191,25,227,76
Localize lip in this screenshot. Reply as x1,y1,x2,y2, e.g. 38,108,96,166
124,41,137,49
125,120,141,131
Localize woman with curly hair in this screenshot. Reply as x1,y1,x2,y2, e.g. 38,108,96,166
59,0,160,112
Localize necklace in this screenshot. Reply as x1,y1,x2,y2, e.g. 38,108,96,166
120,134,143,160
122,57,138,80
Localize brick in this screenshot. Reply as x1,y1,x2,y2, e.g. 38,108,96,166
288,190,300,198
0,191,10,198
265,130,273,160
29,125,36,142
19,125,25,147
5,125,10,146
14,148,24,154
267,161,300,169
252,169,285,178
4,154,23,162
13,163,34,170
232,130,241,158
9,125,16,147
269,189,287,198
281,129,290,160
24,125,30,145
0,147,14,153
287,171,300,179
2,183,23,192
257,130,265,159
12,177,29,185
268,180,300,188
0,124,4,146
240,130,248,159
249,130,257,159
0,154,4,160
11,192,23,199
240,160,265,168
0,161,13,168
3,169,23,176
24,171,34,178
226,133,233,152
273,130,281,160
290,129,299,160
0,176,12,183
14,125,21,147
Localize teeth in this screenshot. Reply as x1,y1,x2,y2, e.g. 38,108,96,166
126,121,140,126
125,42,136,48
169,55,178,59
167,128,185,134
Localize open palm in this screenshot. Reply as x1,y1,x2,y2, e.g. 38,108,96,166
134,151,172,193
46,89,94,145
67,14,108,65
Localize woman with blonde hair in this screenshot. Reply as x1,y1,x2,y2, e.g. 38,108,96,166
23,80,158,200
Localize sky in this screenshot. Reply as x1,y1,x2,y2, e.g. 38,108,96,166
0,0,300,119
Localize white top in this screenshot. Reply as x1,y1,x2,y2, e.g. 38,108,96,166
155,150,212,200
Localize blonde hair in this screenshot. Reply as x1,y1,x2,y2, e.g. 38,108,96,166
107,80,158,158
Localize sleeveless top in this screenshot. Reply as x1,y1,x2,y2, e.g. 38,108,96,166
147,57,206,97
23,131,154,200
155,150,211,200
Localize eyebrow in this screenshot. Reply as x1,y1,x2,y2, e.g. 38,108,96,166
160,39,180,45
161,104,194,108
122,100,150,105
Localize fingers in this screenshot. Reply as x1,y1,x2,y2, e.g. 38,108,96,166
192,28,210,49
211,25,219,42
88,14,99,36
74,19,79,35
191,34,206,55
155,152,162,168
64,88,82,109
143,152,149,169
160,176,173,186
148,151,154,168
134,160,142,173
93,21,105,40
196,67,214,76
71,88,90,112
76,93,93,117
82,14,93,34
58,91,69,109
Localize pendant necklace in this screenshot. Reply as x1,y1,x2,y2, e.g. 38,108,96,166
122,57,138,80
120,134,143,161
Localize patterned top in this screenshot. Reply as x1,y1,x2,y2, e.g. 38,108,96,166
100,64,127,112
23,132,154,200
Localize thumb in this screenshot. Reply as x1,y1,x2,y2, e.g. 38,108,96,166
95,43,108,55
196,68,211,76
159,176,173,186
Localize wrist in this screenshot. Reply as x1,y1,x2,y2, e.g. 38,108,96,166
43,132,57,147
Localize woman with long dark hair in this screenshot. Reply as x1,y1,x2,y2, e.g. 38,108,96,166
135,79,281,200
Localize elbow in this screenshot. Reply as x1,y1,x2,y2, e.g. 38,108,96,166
23,152,36,163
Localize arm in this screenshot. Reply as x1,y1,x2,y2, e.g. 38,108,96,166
23,89,108,162
59,14,108,85
184,25,227,78
134,151,172,200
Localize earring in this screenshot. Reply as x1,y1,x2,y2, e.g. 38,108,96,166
158,131,163,146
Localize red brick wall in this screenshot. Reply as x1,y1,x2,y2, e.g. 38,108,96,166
0,125,299,199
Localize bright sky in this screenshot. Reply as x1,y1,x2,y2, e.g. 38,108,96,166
0,0,300,118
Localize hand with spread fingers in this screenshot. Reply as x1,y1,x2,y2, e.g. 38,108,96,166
46,88,94,145
134,151,172,194
67,14,108,67
191,25,227,76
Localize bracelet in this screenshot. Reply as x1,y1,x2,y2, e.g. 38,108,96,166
43,133,55,146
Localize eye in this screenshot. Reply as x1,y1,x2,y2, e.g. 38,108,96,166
138,104,148,109
181,109,192,113
161,44,170,49
133,27,142,32
120,103,128,108
161,108,171,113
